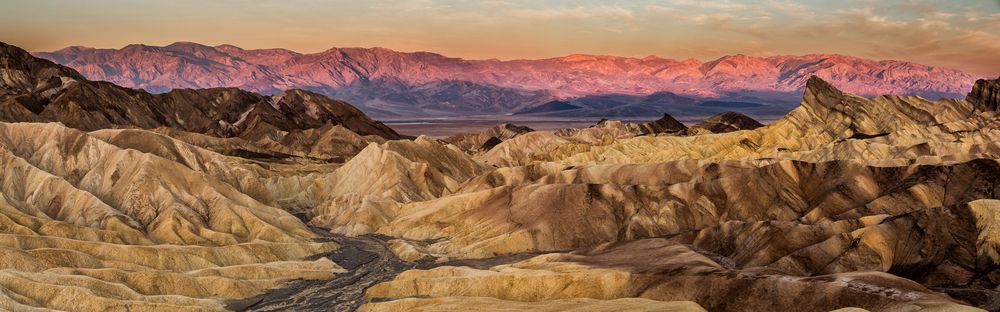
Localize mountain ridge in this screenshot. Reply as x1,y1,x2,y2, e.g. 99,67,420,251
35,42,978,117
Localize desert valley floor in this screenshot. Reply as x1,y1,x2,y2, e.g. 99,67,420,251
2,41,1000,311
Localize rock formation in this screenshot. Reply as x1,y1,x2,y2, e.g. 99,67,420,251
969,76,1000,112
444,123,534,153
688,111,764,134
549,113,689,146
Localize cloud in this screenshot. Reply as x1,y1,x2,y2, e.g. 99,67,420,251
2,0,996,75
643,0,998,75
789,2,1000,76
510,5,634,21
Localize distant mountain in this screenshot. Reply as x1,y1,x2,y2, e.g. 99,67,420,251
35,42,978,117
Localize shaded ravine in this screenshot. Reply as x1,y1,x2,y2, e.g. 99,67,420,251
226,230,543,312
226,233,412,312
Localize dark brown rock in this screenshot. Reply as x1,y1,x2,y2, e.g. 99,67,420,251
1,41,401,141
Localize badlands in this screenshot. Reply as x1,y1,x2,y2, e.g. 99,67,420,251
3,41,1000,311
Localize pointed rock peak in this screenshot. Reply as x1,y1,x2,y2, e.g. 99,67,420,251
637,113,687,135
594,118,611,127
1,41,27,56
800,76,847,112
274,89,342,106
495,123,534,133
50,46,93,54
659,112,678,119
649,113,686,129
1,42,86,82
166,41,205,47
709,111,757,124
692,112,763,133
968,76,1000,112
804,75,842,96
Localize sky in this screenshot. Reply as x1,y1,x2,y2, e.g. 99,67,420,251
1,0,998,76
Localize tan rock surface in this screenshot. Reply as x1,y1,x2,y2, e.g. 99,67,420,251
552,114,687,145
513,77,980,166
350,77,1000,311
310,136,487,235
0,122,344,311
444,123,534,153
359,297,707,312
366,239,981,312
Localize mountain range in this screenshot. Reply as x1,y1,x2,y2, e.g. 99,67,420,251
35,42,978,117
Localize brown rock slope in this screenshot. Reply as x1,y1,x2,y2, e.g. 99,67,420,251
344,77,1000,311
1,41,400,161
